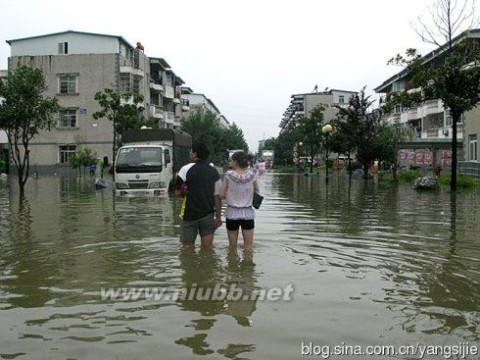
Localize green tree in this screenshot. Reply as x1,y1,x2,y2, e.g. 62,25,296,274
259,137,277,155
296,104,326,173
385,0,480,190
0,65,60,194
334,89,380,178
92,89,145,168
377,121,412,182
223,122,248,153
331,92,365,174
181,109,222,159
69,148,98,177
181,109,248,165
275,122,298,167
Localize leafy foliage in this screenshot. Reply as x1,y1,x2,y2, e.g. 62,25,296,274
0,65,60,193
332,89,384,178
181,109,248,165
69,148,98,176
92,88,145,168
274,123,298,166
92,89,146,135
376,122,412,181
295,104,327,172
259,137,277,154
384,21,480,190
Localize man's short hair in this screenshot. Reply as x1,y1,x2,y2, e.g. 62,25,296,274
192,142,209,160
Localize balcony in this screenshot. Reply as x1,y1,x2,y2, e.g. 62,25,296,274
149,105,163,119
149,80,163,92
422,99,444,116
120,66,144,78
163,85,174,99
407,108,419,120
181,99,190,112
391,113,401,123
165,111,174,124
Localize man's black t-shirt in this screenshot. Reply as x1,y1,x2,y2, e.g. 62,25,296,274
176,160,221,221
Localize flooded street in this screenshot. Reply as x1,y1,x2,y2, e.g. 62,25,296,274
0,172,479,359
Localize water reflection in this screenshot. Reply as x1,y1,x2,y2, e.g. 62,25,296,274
271,173,480,345
176,248,257,358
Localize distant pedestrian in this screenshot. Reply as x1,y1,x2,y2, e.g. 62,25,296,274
220,151,259,250
176,142,222,250
89,163,96,176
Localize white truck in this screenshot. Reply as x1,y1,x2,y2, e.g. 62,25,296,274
114,128,192,196
261,150,274,169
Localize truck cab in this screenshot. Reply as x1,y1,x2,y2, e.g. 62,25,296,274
114,129,192,197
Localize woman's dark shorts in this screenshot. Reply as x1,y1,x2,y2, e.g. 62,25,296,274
226,219,255,231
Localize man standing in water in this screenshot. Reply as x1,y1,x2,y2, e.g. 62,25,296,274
176,142,222,249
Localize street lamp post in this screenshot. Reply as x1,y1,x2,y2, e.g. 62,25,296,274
322,124,333,183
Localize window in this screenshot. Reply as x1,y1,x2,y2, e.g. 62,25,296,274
445,113,452,126
469,134,478,161
59,74,77,94
338,95,344,104
120,73,131,92
446,112,464,126
133,78,140,95
59,109,77,128
59,145,76,164
165,73,173,87
58,42,69,54
392,81,403,92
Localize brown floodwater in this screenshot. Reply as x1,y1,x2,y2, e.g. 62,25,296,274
0,171,479,359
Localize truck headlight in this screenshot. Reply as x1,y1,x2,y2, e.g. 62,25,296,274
148,181,166,189
116,182,129,189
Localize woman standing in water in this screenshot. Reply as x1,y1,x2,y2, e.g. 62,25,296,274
220,151,259,250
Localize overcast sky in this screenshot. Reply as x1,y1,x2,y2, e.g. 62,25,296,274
0,0,440,151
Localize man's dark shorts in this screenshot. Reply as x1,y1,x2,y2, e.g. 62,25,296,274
180,213,215,245
226,219,255,231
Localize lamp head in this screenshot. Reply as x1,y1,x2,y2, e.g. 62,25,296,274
322,124,333,134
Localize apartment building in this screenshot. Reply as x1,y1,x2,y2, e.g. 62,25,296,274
181,87,229,129
3,30,189,171
280,88,358,132
374,29,480,176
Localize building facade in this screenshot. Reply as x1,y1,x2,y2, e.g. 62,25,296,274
374,29,480,176
180,87,229,129
4,30,189,171
280,89,358,132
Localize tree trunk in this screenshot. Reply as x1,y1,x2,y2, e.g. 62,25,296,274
363,164,369,180
309,144,314,173
450,113,459,191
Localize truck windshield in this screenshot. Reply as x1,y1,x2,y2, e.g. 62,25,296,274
116,147,163,172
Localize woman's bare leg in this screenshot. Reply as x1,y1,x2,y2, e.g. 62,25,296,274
241,228,254,250
227,229,239,248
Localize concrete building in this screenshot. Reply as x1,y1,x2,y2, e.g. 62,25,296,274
3,30,189,172
181,87,229,129
374,29,480,177
280,88,358,132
